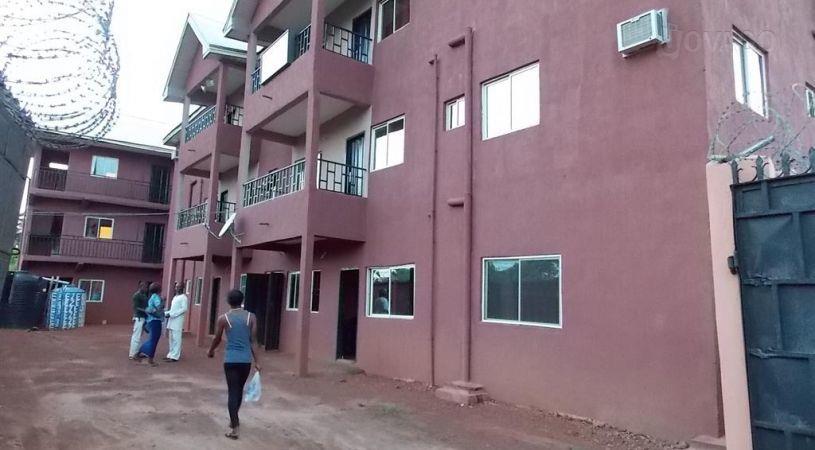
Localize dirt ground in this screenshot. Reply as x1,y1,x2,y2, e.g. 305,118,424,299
0,326,690,450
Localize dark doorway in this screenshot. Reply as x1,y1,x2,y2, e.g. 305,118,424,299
142,223,165,264
336,269,359,360
149,165,171,204
264,272,285,351
351,9,372,62
243,274,270,343
345,134,364,195
208,277,221,335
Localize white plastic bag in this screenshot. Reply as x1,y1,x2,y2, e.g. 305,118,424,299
244,371,262,403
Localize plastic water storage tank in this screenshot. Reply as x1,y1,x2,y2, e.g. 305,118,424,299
0,271,48,329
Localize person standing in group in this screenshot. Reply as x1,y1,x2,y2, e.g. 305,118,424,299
164,282,188,362
207,289,261,440
128,282,149,360
136,282,164,366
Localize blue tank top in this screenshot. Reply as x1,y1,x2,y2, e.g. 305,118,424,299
224,309,253,364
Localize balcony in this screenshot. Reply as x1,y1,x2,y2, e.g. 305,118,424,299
172,201,236,260
26,235,163,267
179,104,243,177
238,158,367,248
34,168,170,208
245,22,374,136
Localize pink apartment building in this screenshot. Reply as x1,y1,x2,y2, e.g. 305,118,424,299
160,1,815,446
21,135,173,325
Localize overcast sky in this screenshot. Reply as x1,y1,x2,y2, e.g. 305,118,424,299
104,0,234,148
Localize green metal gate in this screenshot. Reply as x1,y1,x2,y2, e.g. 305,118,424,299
732,158,815,449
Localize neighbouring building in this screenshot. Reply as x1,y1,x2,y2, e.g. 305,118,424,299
20,133,173,325
160,1,815,447
0,77,35,295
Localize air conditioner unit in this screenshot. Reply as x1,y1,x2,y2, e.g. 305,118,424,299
617,9,669,56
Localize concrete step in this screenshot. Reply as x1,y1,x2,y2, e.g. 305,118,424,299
435,380,489,405
688,435,726,450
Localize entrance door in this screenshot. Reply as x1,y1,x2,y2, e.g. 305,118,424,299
733,171,815,448
142,223,165,264
264,272,285,351
336,269,359,360
345,134,364,196
351,9,372,62
149,165,171,204
243,274,270,344
208,277,221,335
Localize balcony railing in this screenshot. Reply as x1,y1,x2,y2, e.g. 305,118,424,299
177,203,208,229
36,167,170,204
251,25,312,94
323,23,372,64
176,201,237,229
242,158,367,208
243,160,306,207
184,106,215,142
317,159,367,196
27,235,163,264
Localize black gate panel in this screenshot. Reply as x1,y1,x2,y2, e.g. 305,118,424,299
733,173,815,448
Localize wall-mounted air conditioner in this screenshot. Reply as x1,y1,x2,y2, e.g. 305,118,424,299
617,9,669,57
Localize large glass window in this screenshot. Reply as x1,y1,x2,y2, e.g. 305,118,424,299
367,265,414,318
378,0,409,41
732,33,767,116
482,63,540,140
84,217,114,239
287,272,300,310
371,116,405,171
91,156,119,178
78,279,105,303
483,255,561,327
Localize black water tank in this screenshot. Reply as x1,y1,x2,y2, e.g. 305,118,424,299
0,271,47,329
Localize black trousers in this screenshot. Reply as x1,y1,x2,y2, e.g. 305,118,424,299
224,363,252,428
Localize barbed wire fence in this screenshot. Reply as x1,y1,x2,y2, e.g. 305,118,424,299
0,0,120,148
708,83,815,182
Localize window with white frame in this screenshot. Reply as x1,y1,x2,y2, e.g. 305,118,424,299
84,217,114,239
367,265,414,318
378,0,409,41
806,85,815,118
184,279,191,296
482,63,540,140
194,277,203,305
732,33,767,116
287,272,300,310
445,96,465,130
482,255,561,327
78,279,105,303
91,155,119,178
371,116,405,171
310,271,321,312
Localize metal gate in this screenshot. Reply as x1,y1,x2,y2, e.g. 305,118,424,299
733,158,815,449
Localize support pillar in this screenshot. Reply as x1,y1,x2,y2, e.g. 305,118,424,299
196,253,214,347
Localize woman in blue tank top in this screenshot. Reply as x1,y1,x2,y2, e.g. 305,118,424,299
207,289,261,440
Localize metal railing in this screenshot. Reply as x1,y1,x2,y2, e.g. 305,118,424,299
225,105,244,126
242,160,305,207
27,235,163,264
214,201,236,223
295,24,311,58
317,159,366,196
251,66,262,93
176,203,208,229
36,167,170,204
184,106,215,142
323,23,372,64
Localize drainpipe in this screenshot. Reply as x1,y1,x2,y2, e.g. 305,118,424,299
428,53,440,386
461,27,474,382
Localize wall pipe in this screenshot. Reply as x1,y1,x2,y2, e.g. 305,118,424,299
428,53,440,386
461,27,474,382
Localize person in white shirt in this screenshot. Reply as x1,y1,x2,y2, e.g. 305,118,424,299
163,282,188,362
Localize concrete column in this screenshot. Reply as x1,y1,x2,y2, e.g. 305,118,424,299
164,259,177,301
